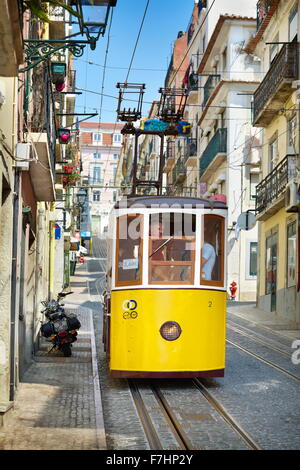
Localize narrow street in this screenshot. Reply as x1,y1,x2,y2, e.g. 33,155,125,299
0,236,299,452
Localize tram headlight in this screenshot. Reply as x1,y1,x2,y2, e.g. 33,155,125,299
159,321,182,341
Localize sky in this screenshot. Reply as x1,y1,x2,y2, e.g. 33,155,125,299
73,0,195,125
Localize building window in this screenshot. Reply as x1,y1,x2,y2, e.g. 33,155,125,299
113,153,118,160
249,242,258,277
250,173,259,201
93,191,101,202
93,133,102,142
92,166,101,183
289,4,298,42
113,133,122,143
287,115,297,154
268,134,278,172
93,152,101,159
287,221,296,288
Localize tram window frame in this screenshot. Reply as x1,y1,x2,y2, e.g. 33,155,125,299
148,213,196,285
200,214,225,287
115,214,143,287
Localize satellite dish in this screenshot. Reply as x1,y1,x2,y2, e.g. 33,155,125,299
237,211,256,231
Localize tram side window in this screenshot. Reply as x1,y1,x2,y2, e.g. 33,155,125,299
201,215,224,286
149,213,196,284
116,214,143,286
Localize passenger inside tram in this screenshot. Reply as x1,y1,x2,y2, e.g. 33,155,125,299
149,214,195,284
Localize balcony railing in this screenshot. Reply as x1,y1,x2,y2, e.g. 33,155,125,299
203,75,221,108
255,154,297,216
183,138,197,164
257,0,280,30
253,42,299,126
166,140,175,160
67,70,76,93
172,158,186,185
200,129,227,177
187,73,199,93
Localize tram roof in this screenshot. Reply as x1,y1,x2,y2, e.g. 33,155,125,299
114,196,227,210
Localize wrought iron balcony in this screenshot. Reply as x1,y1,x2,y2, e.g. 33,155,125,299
164,140,176,170
252,42,299,127
172,158,186,185
183,138,197,167
255,154,297,219
200,129,227,178
256,0,280,30
202,75,221,108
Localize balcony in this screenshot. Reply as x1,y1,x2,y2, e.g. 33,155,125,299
27,65,56,201
256,0,280,31
172,158,186,185
200,129,227,179
202,75,221,109
255,154,297,220
252,42,299,127
184,138,197,167
0,0,23,76
187,73,199,104
245,0,280,54
164,140,176,170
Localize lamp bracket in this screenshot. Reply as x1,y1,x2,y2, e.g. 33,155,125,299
19,39,89,73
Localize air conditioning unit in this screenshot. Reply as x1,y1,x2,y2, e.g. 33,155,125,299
15,143,32,171
285,181,299,213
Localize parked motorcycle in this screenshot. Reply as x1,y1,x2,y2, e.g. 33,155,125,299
40,291,81,357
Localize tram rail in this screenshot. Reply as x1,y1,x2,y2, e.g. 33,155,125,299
129,378,261,450
227,339,300,382
227,322,292,358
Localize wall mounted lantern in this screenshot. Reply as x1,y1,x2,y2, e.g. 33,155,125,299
50,61,67,91
19,0,118,72
58,128,71,144
70,0,117,50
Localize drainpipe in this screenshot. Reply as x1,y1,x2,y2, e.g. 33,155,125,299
10,171,20,401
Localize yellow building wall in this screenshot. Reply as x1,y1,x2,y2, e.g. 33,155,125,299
259,209,297,296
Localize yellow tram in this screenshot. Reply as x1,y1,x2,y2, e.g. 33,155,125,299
103,195,227,378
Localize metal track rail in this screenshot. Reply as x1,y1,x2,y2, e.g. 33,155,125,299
227,339,300,382
193,378,261,450
128,380,193,450
227,321,291,357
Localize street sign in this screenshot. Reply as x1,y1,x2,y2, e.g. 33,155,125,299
237,211,256,231
80,231,91,238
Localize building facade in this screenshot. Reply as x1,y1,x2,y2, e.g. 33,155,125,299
80,122,123,235
246,0,300,323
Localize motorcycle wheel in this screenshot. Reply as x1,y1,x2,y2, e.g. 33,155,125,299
61,343,72,357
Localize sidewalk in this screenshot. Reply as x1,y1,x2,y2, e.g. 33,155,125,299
227,301,300,341
0,263,106,450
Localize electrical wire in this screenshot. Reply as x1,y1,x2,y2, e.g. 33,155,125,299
124,0,151,83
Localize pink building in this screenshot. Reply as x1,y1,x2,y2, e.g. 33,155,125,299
80,122,123,234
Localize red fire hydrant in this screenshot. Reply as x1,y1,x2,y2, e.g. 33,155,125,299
229,281,237,301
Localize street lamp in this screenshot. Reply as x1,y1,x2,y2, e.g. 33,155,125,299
71,1,117,50
19,0,118,72
76,188,87,207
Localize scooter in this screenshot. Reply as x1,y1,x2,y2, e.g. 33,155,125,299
40,291,81,357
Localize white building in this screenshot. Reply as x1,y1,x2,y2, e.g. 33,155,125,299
80,122,123,235
195,14,261,300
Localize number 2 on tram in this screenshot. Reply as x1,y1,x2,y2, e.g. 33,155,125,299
104,196,227,378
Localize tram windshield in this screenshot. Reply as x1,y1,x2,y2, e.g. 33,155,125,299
116,214,143,286
149,213,196,284
201,214,224,286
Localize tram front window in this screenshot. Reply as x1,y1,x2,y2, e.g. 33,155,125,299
201,215,224,286
116,214,143,286
149,213,195,284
